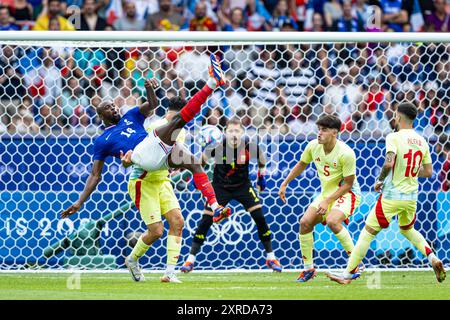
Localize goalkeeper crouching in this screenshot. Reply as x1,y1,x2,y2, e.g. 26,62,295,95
181,118,282,273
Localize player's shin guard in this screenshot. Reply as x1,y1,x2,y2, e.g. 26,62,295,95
299,232,314,268
346,228,375,274
193,173,218,208
399,228,433,260
250,208,273,253
130,235,150,261
191,214,214,256
335,227,355,256
167,235,182,267
180,85,213,123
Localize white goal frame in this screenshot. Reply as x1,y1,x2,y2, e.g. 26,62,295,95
0,31,448,273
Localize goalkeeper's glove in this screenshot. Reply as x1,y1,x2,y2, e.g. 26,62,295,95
257,169,266,192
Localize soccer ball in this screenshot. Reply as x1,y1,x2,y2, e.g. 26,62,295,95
198,125,223,149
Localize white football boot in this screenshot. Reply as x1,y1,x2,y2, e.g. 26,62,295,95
125,256,145,282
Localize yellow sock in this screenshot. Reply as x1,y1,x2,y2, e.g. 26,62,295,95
400,228,432,257
299,232,314,268
335,227,355,256
130,235,150,261
167,235,182,266
346,228,374,273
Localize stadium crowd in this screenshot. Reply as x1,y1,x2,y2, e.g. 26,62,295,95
0,0,449,32
0,0,449,189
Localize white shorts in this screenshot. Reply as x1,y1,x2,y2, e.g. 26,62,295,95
131,130,173,172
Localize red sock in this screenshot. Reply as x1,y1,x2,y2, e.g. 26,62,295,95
180,85,213,123
193,172,217,206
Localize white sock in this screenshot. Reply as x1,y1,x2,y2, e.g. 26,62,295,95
207,77,217,90
165,264,176,275
211,202,219,211
267,252,275,260
187,254,196,263
428,253,437,265
304,264,314,270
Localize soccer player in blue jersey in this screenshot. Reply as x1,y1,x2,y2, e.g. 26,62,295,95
61,54,230,281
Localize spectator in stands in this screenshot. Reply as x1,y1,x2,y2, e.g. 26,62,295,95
134,0,159,21
224,44,255,81
88,93,103,125
264,104,289,134
435,59,450,100
395,46,425,89
0,45,24,134
48,15,61,30
72,47,107,96
308,46,331,113
417,81,440,133
11,99,39,135
189,1,217,31
202,107,228,130
351,100,371,133
219,7,247,31
208,76,245,118
0,5,19,30
115,78,142,115
24,48,62,108
60,77,89,128
8,0,33,24
79,0,108,31
323,0,343,30
433,98,450,136
332,0,364,32
113,1,145,31
379,0,406,32
353,0,369,28
288,105,317,137
348,59,366,86
221,0,249,13
130,53,160,99
235,106,255,129
322,63,363,128
175,46,210,98
146,0,185,31
400,0,435,31
0,45,24,103
353,76,392,135
38,102,62,134
425,0,450,32
33,0,75,30
364,74,391,114
311,12,325,31
268,0,298,31
279,50,316,108
246,0,268,31
245,47,282,109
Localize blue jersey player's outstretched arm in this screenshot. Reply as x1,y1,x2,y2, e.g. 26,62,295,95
61,159,104,218
139,78,159,117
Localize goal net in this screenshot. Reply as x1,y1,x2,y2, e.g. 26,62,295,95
0,32,448,271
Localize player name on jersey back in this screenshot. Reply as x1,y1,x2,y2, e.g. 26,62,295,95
382,129,432,201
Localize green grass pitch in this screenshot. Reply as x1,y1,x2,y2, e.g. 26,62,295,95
0,271,448,300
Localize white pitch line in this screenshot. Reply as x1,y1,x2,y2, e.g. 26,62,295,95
0,268,436,274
